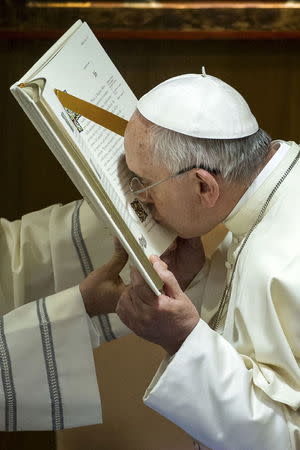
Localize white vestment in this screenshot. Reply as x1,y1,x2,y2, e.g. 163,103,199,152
143,141,300,450
4,141,300,447
0,199,127,431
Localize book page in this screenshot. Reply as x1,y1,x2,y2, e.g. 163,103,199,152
33,22,175,257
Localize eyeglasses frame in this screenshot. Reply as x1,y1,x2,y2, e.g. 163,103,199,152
129,165,220,197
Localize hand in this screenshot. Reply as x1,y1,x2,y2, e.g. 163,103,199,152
116,256,200,355
161,237,205,291
80,238,128,316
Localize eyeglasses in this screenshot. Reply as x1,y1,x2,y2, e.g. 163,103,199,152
129,165,219,202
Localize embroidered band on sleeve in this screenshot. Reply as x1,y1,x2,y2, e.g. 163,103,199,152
97,315,116,342
72,200,94,277
0,316,17,431
72,200,115,341
37,299,64,430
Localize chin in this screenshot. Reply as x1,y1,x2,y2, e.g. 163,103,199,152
156,219,198,239
177,227,206,238
160,221,191,238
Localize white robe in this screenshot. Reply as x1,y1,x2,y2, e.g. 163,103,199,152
143,141,300,450
4,141,300,447
0,199,127,431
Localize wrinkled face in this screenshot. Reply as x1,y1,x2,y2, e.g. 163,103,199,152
124,112,211,238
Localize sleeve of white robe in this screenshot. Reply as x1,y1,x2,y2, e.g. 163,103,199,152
144,321,291,450
143,235,295,450
0,199,129,430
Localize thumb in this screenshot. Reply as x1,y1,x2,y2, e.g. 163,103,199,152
105,237,128,276
152,258,182,298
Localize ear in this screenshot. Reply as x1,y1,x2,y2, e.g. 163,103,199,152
194,169,220,208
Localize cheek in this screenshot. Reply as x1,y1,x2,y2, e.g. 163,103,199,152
156,195,182,221
155,192,173,211
146,193,170,222
149,186,192,222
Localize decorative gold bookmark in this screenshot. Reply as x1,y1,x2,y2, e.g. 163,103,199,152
55,89,128,137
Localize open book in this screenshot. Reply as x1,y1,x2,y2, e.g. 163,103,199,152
10,20,176,295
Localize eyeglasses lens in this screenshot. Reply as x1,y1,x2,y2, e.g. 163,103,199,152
130,177,148,201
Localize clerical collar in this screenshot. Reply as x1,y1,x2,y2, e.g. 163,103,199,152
226,140,290,221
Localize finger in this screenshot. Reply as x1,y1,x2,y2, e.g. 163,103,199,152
113,236,125,252
116,288,137,319
130,267,155,296
130,266,156,291
149,254,168,270
130,283,159,311
113,237,129,258
130,266,144,285
152,258,182,298
105,237,129,275
129,267,158,306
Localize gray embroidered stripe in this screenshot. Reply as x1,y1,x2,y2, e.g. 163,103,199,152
0,316,17,431
98,315,116,342
72,200,115,341
72,200,93,277
37,299,64,430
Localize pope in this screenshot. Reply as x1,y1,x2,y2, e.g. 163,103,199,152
81,69,300,449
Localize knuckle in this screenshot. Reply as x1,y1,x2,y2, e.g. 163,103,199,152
156,299,167,314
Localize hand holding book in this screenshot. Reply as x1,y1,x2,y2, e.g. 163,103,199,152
80,238,129,316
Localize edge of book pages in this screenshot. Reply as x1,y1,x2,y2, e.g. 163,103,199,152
10,21,166,295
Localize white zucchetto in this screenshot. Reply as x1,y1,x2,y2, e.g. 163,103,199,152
137,71,259,139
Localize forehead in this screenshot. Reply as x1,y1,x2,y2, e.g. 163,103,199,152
124,112,152,171
124,111,169,180
124,112,169,179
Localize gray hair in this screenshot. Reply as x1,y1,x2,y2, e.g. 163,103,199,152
148,124,272,184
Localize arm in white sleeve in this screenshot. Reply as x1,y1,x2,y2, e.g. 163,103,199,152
143,320,291,450
144,246,300,449
0,200,130,430
88,312,131,347
0,200,95,310
0,286,101,431
0,199,131,342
